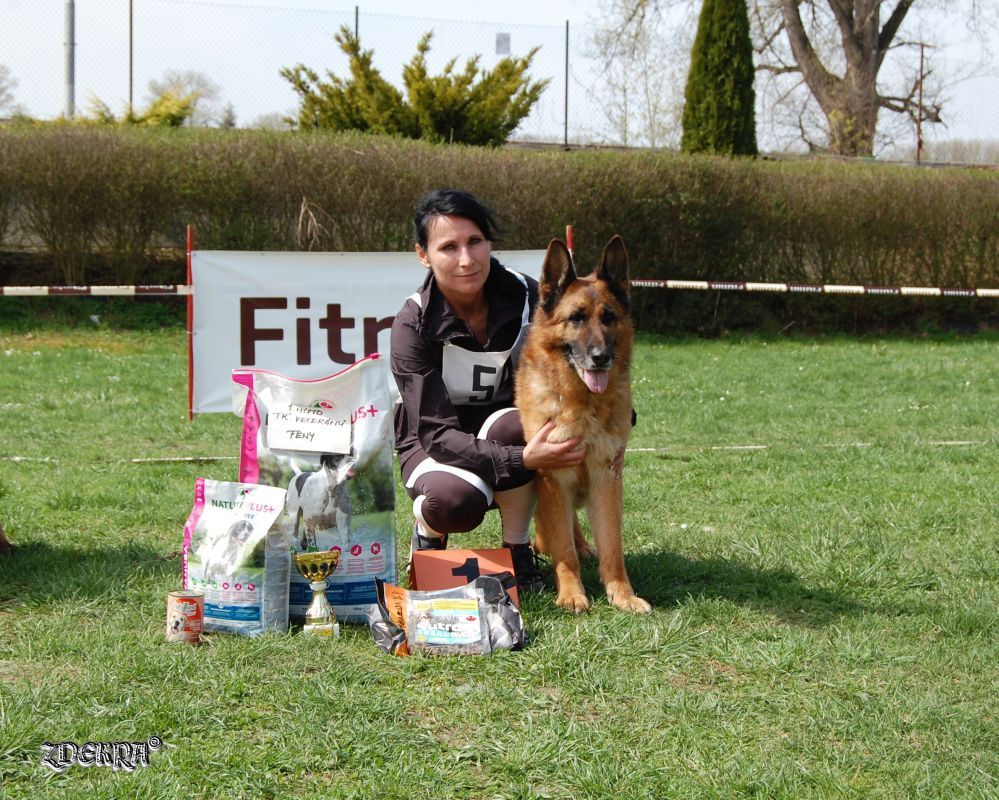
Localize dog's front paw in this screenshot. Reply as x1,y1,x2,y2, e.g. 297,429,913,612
555,590,591,614
607,586,652,615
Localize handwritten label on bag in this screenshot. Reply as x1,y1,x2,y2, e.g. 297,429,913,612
267,404,351,454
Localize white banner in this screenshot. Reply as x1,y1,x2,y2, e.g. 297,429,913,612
191,250,544,414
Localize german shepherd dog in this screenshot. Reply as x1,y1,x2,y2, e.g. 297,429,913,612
515,236,651,614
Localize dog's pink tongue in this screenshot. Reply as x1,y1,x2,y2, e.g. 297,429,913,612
582,369,609,394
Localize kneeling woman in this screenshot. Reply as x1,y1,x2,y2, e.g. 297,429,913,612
390,189,584,591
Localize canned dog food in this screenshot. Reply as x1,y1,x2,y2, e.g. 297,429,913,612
166,590,204,644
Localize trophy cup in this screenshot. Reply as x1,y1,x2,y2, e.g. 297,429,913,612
293,550,341,637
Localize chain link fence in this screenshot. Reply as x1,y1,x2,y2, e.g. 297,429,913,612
1,0,997,163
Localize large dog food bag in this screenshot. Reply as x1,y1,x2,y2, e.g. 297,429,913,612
182,479,290,636
232,354,396,623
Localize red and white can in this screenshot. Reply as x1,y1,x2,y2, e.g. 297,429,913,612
166,590,204,644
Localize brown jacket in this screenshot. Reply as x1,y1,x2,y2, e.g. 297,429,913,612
391,258,540,485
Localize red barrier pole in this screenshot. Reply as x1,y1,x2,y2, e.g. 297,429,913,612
565,225,574,259
186,225,194,421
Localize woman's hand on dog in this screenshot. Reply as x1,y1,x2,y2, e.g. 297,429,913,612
522,420,586,471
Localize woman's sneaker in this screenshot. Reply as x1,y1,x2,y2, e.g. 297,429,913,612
411,524,448,554
407,522,447,587
503,542,547,593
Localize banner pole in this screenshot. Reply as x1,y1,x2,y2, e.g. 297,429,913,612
186,225,194,421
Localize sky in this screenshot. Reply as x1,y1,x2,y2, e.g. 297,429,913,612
1,0,996,153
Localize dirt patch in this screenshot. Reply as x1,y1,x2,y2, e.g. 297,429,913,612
0,330,136,352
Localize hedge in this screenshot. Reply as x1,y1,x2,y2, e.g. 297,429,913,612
1,127,996,332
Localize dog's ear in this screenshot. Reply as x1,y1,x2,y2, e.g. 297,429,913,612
596,235,630,309
540,238,576,314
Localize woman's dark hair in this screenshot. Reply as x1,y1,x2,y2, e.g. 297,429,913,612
413,189,502,249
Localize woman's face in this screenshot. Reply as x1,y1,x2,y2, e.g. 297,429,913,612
416,214,491,309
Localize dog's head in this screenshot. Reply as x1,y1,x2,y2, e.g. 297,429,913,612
538,235,631,394
320,450,356,483
226,519,255,545
168,611,188,634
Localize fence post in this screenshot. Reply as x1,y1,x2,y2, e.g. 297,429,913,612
916,42,925,164
186,225,195,421
564,20,569,149
65,0,75,118
129,0,134,117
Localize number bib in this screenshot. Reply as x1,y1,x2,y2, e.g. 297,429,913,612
441,345,515,405
439,270,530,406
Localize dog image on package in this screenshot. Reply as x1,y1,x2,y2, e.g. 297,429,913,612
286,451,354,552
182,479,290,636
232,354,396,623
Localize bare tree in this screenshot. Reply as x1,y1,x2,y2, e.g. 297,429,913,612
220,102,237,129
0,65,19,116
592,1,997,156
755,1,999,156
250,112,294,131
762,2,918,155
147,70,224,127
587,4,692,147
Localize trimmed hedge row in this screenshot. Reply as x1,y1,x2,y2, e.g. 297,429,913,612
1,127,996,332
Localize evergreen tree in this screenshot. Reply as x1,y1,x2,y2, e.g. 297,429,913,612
681,0,757,156
282,29,417,137
283,28,548,147
82,89,198,127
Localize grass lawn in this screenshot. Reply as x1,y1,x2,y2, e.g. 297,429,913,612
0,325,997,799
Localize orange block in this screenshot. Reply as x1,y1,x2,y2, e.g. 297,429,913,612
410,548,519,607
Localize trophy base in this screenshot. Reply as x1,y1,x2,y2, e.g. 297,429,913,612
303,621,340,638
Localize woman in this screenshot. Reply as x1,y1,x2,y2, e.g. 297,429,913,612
390,189,585,591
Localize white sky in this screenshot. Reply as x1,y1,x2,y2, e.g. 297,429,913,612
1,0,996,151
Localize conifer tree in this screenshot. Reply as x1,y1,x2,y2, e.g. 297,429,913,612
283,28,548,147
681,0,757,156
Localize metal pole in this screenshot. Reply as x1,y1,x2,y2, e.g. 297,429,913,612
129,0,134,118
65,0,75,118
355,5,359,39
186,225,195,421
564,20,569,149
916,43,925,165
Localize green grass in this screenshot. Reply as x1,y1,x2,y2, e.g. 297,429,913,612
0,327,997,799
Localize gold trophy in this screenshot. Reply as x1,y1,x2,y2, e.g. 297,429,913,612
293,550,341,637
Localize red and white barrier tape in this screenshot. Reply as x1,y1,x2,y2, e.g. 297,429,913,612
0,455,237,464
629,279,999,298
1,281,996,298
0,285,192,296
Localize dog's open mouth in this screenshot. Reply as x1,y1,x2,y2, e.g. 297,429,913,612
578,367,609,394
566,347,612,394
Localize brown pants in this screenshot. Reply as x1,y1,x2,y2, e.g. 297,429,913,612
400,408,533,535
